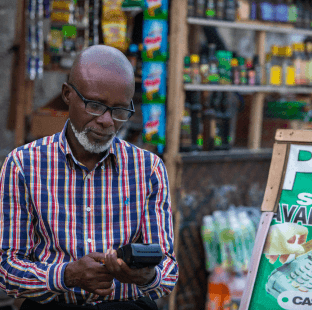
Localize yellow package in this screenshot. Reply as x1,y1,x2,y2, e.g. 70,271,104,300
51,0,74,11
102,21,127,53
50,11,74,23
102,0,123,19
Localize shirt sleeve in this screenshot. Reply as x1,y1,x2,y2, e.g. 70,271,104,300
0,154,70,302
139,157,179,299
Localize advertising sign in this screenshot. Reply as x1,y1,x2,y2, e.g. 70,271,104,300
240,130,312,310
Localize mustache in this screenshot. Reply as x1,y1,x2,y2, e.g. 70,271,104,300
84,127,115,136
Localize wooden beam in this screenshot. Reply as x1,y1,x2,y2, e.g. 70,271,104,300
248,30,266,149
166,0,188,309
165,0,187,201
261,143,289,212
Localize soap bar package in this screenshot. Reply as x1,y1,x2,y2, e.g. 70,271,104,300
141,103,166,146
144,0,168,19
142,62,166,103
142,19,168,62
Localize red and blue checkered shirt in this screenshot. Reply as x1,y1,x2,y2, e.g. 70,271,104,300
0,121,178,305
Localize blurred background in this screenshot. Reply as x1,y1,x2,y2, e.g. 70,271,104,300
2,0,312,309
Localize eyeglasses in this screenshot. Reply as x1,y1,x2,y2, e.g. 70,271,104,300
68,83,135,122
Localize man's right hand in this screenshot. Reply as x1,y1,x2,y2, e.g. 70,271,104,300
64,252,114,296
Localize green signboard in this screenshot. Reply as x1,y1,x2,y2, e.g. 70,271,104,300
241,131,312,310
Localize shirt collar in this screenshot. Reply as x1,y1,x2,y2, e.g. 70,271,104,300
59,119,119,172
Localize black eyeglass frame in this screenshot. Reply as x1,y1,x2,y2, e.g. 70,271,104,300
67,83,135,121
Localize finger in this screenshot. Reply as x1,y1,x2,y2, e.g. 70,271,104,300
89,252,106,263
279,254,290,264
94,287,114,296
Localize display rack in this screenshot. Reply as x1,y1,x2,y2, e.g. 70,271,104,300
165,1,312,308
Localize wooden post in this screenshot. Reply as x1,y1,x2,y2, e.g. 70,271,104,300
8,0,28,147
165,0,188,309
248,30,266,149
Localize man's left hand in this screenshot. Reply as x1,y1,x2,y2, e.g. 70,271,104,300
104,248,156,286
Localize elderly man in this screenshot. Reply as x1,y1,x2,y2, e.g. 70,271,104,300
0,45,178,310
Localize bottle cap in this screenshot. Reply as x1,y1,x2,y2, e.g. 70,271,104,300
231,58,238,67
190,54,200,63
271,45,279,56
285,46,292,57
246,58,253,68
184,56,191,65
129,44,139,53
238,57,245,66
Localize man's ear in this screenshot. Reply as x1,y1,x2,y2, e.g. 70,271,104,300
62,83,70,106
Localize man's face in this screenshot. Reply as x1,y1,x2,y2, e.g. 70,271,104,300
65,72,134,153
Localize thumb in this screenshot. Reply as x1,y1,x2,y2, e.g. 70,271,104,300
88,252,106,263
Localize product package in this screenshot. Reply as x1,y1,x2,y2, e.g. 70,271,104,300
122,0,144,8
142,19,168,61
143,0,168,19
142,62,166,103
141,103,166,145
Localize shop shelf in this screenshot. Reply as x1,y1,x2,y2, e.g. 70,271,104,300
187,17,312,35
184,84,312,94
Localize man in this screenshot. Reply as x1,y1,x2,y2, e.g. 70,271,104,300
0,45,178,310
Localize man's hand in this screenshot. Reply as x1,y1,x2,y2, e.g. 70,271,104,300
64,253,114,296
104,248,156,286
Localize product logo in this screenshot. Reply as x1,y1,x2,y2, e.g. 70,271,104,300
144,72,161,89
278,291,312,309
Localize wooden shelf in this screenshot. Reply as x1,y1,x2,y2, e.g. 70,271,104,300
184,84,312,94
187,17,312,35
179,148,273,163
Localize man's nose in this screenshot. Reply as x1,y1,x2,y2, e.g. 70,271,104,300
96,110,114,126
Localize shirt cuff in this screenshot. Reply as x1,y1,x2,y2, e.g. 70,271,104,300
46,262,70,293
137,266,161,293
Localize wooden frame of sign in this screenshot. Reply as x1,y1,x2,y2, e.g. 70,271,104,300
240,129,312,310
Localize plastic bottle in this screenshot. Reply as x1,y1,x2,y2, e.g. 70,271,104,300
265,52,272,85
207,43,220,84
250,0,258,20
190,54,201,84
196,0,206,17
216,0,226,20
203,93,217,151
206,267,231,310
269,45,282,86
253,55,262,85
231,58,240,85
225,0,237,21
238,57,247,85
190,92,203,151
275,0,288,22
200,54,210,84
283,46,296,86
306,42,312,86
246,57,255,85
180,101,192,151
183,56,192,83
286,0,298,23
295,0,304,28
300,43,308,85
205,0,216,18
293,43,302,85
302,1,310,28
188,0,196,16
259,0,274,21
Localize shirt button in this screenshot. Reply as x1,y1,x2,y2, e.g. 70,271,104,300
86,207,91,212
87,238,92,243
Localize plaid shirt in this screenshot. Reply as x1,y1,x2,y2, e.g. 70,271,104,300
0,121,178,305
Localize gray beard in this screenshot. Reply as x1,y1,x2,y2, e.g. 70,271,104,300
69,120,115,154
